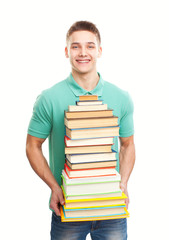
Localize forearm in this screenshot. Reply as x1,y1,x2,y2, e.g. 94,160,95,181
26,144,59,191
119,142,135,186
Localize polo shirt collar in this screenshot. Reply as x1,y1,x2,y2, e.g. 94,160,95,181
66,72,104,97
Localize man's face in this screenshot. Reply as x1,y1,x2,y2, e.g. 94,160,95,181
65,31,102,74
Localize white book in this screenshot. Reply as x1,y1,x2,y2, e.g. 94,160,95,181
76,101,103,106
66,152,116,164
64,191,122,200
65,136,114,147
62,170,121,196
62,169,121,184
68,104,107,112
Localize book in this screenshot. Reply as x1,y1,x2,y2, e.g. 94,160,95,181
64,135,114,147
60,206,129,222
79,95,98,101
62,205,126,218
65,144,113,154
62,172,121,196
64,192,127,209
66,126,120,139
64,163,116,178
76,100,103,106
65,159,117,170
64,203,125,209
62,184,122,200
63,191,123,201
66,151,117,163
64,116,118,129
68,104,108,112
62,181,121,197
62,169,120,184
65,110,113,119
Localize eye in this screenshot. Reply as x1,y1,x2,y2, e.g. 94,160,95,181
72,46,78,49
88,46,94,49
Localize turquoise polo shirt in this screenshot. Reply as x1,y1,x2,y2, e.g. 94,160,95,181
28,72,134,186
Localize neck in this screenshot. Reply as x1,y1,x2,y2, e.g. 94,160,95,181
72,69,100,91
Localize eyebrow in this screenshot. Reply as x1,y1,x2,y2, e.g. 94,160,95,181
71,42,96,45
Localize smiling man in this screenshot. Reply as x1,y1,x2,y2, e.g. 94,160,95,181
26,21,135,240
65,30,102,89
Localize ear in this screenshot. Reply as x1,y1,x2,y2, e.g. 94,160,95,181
65,47,69,58
97,46,102,58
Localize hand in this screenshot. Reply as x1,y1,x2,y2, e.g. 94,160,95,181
120,183,129,209
50,186,65,216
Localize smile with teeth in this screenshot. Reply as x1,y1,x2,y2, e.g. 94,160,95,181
76,60,90,63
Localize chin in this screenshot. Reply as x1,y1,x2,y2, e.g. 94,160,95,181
73,66,94,74
76,69,92,75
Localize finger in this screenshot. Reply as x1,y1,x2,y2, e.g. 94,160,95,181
58,189,65,205
59,195,65,205
125,198,129,209
50,203,61,216
120,183,125,192
55,207,61,216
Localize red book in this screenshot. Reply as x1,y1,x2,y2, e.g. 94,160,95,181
64,163,116,179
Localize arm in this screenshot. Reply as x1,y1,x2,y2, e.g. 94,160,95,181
26,134,65,216
119,135,135,209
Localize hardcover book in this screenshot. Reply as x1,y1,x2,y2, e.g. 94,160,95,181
64,163,116,178
65,126,120,139
65,109,113,119
68,104,108,112
65,144,113,154
65,159,117,170
79,95,98,101
64,135,114,147
64,116,118,129
66,151,117,163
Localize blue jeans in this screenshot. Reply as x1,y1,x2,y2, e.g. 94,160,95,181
51,212,127,240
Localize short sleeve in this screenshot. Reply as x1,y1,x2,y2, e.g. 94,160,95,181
119,93,134,138
28,93,52,139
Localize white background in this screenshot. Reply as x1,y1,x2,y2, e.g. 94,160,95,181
0,0,169,239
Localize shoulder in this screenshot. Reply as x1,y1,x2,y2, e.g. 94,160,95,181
43,79,67,95
103,80,131,102
39,79,67,101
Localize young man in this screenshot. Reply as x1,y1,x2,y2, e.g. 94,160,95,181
26,21,135,240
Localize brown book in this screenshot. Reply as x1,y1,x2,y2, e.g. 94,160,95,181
64,116,118,129
66,159,117,170
66,126,119,139
65,110,113,119
65,144,113,154
79,95,98,101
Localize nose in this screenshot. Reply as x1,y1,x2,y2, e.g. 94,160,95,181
79,46,87,57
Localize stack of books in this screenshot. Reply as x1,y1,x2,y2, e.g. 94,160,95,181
60,95,129,222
